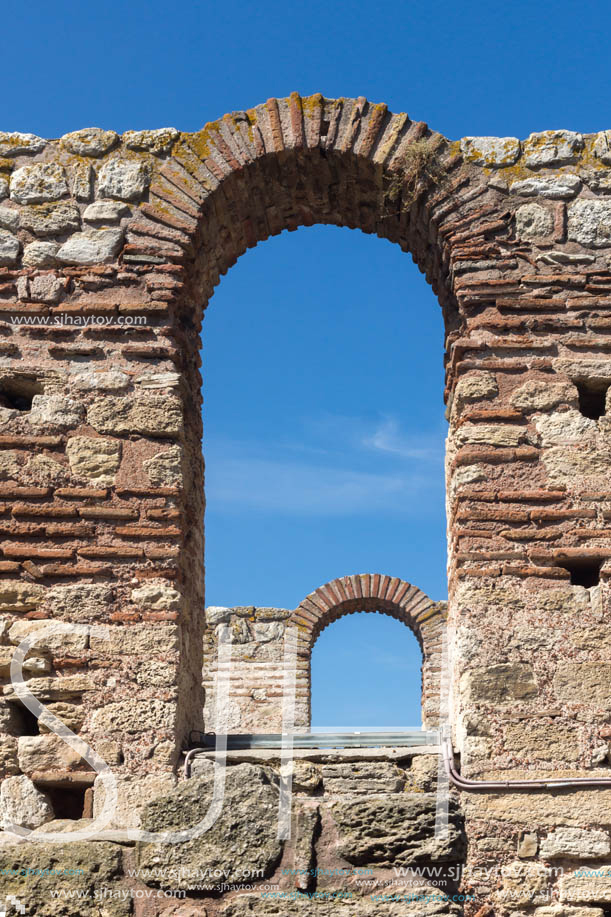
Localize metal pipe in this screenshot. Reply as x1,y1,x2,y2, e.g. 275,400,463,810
442,737,611,790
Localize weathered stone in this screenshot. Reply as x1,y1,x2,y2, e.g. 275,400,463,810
560,869,611,903
137,764,283,890
22,240,60,267
206,606,231,625
554,662,611,707
83,200,129,222
93,773,176,828
292,760,322,793
465,786,611,828
331,793,463,866
504,723,581,761
0,451,19,479
19,201,81,236
0,205,19,231
517,831,539,857
0,776,53,830
536,410,596,445
69,161,93,201
61,127,118,156
455,423,523,447
4,674,93,701
87,395,183,437
253,621,284,643
26,454,67,487
0,229,19,266
90,698,175,733
511,379,577,412
17,734,83,774
594,130,611,164
511,176,581,199
453,371,498,409
540,827,611,859
10,163,68,204
221,891,457,916
0,177,7,199
38,702,86,735
516,203,554,239
523,130,583,166
461,663,538,705
460,136,520,167
45,583,113,619
89,622,178,655
98,158,150,200
28,395,84,431
8,618,89,653
56,228,124,264
0,132,45,156
538,250,596,265
568,199,611,246
0,581,45,612
70,369,129,391
131,580,181,611
123,127,178,154
27,273,64,304
65,435,121,484
0,841,128,916
322,761,404,794
0,736,19,775
542,444,611,486
406,755,439,792
143,444,182,484
135,371,180,389
496,860,551,906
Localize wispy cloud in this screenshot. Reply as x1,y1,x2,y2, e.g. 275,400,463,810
204,413,445,517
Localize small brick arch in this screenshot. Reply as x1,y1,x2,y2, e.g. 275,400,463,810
290,574,446,728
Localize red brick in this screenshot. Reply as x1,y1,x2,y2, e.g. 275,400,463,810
78,546,144,558
55,488,108,499
3,546,74,559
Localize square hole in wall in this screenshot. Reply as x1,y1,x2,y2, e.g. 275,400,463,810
0,375,43,412
558,558,602,588
34,783,90,820
574,379,609,420
8,701,39,736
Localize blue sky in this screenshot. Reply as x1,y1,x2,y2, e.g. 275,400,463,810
6,0,608,726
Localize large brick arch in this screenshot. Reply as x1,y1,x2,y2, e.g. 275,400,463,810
290,574,446,727
4,98,611,909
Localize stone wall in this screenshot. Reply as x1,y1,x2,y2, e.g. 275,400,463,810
0,97,611,913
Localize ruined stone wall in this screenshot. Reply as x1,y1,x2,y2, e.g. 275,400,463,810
1,97,611,914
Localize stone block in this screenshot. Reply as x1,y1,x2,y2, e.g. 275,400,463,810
504,723,581,761
29,395,84,431
540,828,610,859
65,434,121,484
57,228,124,264
130,580,181,611
460,663,538,705
46,583,113,619
38,702,86,735
98,158,150,200
523,130,583,166
331,793,464,866
516,203,554,239
87,395,183,437
0,775,53,830
511,379,578,413
455,423,523,447
536,410,596,445
17,734,83,774
0,229,19,266
554,663,611,707
568,200,611,247
90,698,175,733
322,761,405,794
10,162,68,203
0,581,45,612
93,773,176,828
511,176,582,199
560,868,611,903
143,444,182,484
19,202,80,236
123,127,178,153
89,622,178,655
137,764,283,890
460,136,520,166
61,128,118,156
0,132,45,156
